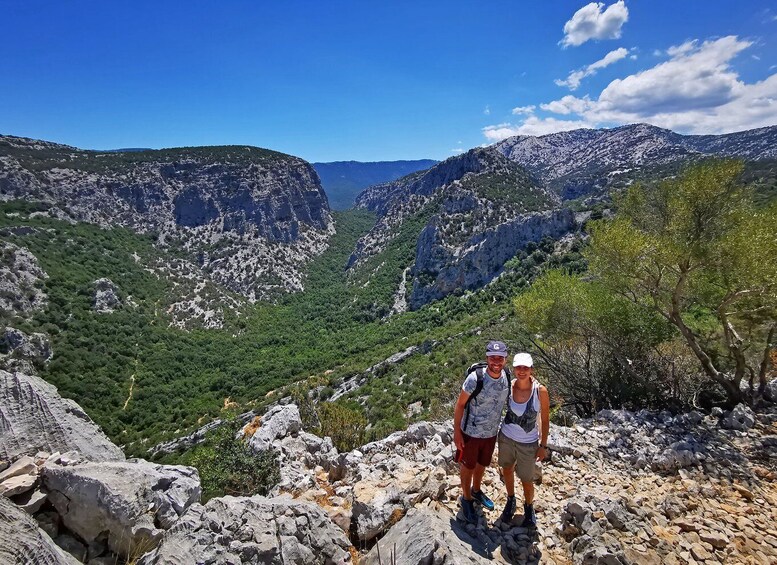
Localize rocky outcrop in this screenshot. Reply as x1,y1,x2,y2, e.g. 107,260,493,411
0,241,48,317
0,495,79,565
0,370,125,463
350,147,573,308
363,507,505,564
0,136,333,300
409,208,575,308
0,326,52,373
242,404,339,493
137,496,352,565
2,373,776,564
42,459,201,556
92,278,121,313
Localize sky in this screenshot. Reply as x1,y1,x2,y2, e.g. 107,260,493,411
1,1,776,162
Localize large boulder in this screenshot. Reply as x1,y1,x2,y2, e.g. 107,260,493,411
362,507,500,564
0,370,125,463
721,403,756,431
244,404,303,451
0,327,52,373
137,495,352,564
0,242,48,318
243,404,339,492
0,495,79,565
42,459,201,557
92,278,122,313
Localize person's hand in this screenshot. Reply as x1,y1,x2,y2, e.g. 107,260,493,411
536,446,547,462
454,430,464,452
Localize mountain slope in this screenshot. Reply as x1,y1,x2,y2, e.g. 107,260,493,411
350,147,575,309
495,123,777,199
313,159,437,210
0,136,333,300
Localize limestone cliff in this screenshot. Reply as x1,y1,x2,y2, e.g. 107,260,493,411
350,147,575,309
0,136,333,300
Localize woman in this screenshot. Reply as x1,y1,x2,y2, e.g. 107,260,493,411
497,352,550,527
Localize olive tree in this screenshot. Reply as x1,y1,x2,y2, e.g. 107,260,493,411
514,270,680,415
586,160,777,405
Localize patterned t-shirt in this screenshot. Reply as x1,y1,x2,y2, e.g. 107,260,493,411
460,369,509,438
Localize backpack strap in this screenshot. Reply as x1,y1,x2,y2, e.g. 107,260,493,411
462,368,485,435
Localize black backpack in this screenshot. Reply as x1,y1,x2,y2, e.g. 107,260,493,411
462,362,511,433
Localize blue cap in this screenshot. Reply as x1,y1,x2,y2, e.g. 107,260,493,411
486,340,508,357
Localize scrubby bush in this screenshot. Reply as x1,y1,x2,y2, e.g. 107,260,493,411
190,418,280,501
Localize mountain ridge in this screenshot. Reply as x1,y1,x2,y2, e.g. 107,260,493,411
494,123,777,199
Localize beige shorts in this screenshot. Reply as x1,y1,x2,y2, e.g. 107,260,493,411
497,432,538,482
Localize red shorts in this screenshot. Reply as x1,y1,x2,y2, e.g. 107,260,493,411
458,433,497,470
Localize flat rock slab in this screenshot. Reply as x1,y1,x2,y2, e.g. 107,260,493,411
138,495,352,565
12,487,48,514
0,472,38,497
0,370,125,462
0,454,36,482
42,459,200,557
0,495,79,565
363,507,502,564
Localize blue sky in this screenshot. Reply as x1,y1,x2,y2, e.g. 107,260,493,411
1,1,776,162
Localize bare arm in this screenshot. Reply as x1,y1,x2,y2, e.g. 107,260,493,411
537,385,550,461
453,390,471,451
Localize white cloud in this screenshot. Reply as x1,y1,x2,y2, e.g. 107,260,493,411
483,116,594,140
511,105,536,115
540,95,595,115
484,35,777,141
450,148,465,154
561,1,629,48
596,36,751,114
484,105,491,115
556,47,630,90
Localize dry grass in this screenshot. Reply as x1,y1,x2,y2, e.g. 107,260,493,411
242,416,261,438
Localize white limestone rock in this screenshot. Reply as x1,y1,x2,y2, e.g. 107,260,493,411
42,459,200,557
0,495,79,565
0,242,48,318
92,278,122,313
362,507,498,564
721,403,756,431
137,495,352,565
0,327,52,373
0,370,125,463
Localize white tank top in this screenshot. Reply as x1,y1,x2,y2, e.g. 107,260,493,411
501,379,540,443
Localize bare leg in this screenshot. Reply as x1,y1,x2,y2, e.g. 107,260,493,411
460,464,475,499
521,480,534,504
471,463,487,493
502,465,515,497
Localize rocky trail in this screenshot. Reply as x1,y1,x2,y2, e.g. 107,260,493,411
2,369,776,564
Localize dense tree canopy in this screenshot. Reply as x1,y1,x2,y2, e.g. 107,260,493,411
586,160,777,404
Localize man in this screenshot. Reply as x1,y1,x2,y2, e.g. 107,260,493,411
497,352,550,527
453,340,511,523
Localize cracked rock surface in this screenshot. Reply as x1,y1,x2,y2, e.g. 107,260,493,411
0,495,79,565
0,370,125,463
137,495,352,565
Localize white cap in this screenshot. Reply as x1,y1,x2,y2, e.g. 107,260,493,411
512,353,533,367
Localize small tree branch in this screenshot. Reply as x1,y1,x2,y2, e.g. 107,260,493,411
758,323,776,396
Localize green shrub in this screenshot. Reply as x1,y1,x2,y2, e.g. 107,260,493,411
190,418,280,502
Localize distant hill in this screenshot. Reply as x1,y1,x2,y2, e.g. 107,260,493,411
495,123,777,200
313,159,437,210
